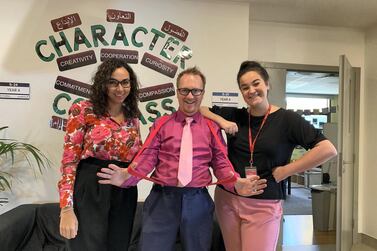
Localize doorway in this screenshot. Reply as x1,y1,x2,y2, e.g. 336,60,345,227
262,61,360,251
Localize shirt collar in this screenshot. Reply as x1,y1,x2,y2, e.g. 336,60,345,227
176,110,201,124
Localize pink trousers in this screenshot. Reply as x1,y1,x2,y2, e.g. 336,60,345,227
214,187,282,251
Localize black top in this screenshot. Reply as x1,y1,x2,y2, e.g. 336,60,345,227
211,106,326,200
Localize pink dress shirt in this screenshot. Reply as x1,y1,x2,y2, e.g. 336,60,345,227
122,110,238,191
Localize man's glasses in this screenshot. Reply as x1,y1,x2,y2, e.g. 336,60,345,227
107,78,131,88
177,88,204,96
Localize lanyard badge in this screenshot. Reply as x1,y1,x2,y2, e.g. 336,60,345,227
245,105,271,177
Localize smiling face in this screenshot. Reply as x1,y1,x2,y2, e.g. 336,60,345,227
177,73,205,116
239,70,270,109
106,67,131,108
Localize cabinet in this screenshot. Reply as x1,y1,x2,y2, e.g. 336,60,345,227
292,168,322,188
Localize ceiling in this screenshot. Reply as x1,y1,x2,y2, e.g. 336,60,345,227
243,0,377,29
234,0,362,95
191,0,374,94
286,71,339,95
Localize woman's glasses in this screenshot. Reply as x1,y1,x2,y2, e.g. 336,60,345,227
107,78,131,88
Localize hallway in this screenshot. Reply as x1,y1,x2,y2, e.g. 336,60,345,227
278,215,376,251
278,215,335,250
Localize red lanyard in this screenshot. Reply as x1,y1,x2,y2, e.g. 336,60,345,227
248,105,271,165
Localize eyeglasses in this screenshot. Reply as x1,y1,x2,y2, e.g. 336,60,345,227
107,78,131,88
177,88,204,96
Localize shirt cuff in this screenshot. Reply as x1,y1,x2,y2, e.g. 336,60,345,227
120,175,140,188
222,180,236,193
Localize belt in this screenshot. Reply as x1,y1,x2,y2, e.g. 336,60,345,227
152,184,207,194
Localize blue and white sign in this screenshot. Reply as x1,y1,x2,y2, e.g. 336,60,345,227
0,82,30,100
212,92,238,107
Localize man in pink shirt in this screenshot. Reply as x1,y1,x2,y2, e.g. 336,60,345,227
97,67,267,251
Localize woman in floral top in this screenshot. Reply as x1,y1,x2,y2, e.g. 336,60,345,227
58,59,142,251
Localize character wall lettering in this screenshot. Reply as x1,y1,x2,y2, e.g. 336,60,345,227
34,10,192,131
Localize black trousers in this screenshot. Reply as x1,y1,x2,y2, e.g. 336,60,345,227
68,157,137,251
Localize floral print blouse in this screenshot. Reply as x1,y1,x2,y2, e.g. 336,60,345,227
58,100,142,208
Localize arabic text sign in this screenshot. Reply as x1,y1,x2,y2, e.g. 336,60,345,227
106,9,135,24
161,21,188,42
51,13,81,32
50,115,67,131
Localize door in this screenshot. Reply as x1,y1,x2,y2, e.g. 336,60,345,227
264,67,287,108
337,55,355,251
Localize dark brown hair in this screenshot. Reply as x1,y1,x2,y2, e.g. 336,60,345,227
90,59,140,118
236,61,269,87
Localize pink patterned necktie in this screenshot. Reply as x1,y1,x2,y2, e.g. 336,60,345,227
177,117,193,187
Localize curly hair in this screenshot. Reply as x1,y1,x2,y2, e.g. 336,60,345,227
90,59,141,118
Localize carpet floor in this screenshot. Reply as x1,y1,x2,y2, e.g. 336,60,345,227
283,186,313,215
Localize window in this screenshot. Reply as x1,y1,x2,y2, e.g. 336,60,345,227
286,96,330,129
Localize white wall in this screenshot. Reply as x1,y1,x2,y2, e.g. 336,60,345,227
250,21,364,67
363,26,377,238
0,0,249,214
